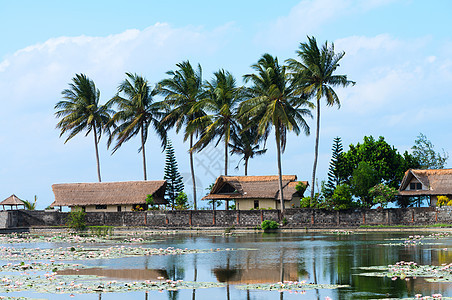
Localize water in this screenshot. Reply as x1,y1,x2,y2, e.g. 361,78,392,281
1,231,452,299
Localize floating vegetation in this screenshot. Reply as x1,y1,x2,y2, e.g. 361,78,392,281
358,261,452,282
0,273,224,294
0,261,93,273
381,295,452,299
0,245,231,261
236,280,349,291
327,230,353,235
0,233,156,245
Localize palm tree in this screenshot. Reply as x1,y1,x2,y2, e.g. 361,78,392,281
189,69,241,177
158,61,205,210
107,73,166,181
22,196,37,210
55,73,112,182
287,36,355,204
229,123,267,176
239,54,312,212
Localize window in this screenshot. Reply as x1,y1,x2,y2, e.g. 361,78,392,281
254,200,259,209
81,206,86,212
416,183,422,190
117,206,122,212
95,205,107,210
410,183,416,190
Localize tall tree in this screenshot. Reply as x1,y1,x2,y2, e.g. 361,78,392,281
189,69,241,177
158,61,205,210
326,136,343,194
287,36,355,204
412,133,448,169
164,139,185,208
55,73,112,182
108,73,166,180
229,123,267,176
240,53,311,212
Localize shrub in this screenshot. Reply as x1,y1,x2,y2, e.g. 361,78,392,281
437,196,449,207
331,184,353,210
261,220,279,231
282,217,288,226
174,192,190,210
67,208,86,231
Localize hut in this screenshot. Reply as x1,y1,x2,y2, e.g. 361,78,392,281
0,194,25,210
202,175,308,210
51,181,168,212
398,169,452,206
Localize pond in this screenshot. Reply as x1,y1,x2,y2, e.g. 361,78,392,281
0,230,451,300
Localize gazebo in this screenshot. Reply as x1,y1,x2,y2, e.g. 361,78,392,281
0,194,25,210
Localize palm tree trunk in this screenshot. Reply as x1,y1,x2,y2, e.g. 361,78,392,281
310,99,321,205
141,124,147,181
275,129,284,213
244,157,249,176
190,134,197,210
93,124,102,182
225,138,229,210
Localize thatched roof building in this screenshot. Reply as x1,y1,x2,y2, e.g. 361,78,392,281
202,175,307,210
398,169,452,206
51,181,167,211
0,194,25,210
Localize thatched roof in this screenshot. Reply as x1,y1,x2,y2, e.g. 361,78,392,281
51,181,167,207
0,194,25,206
202,175,308,201
399,169,452,196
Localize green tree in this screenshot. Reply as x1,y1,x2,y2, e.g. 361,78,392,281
369,183,398,208
326,136,344,195
163,139,184,208
411,133,448,169
287,36,355,204
159,61,205,210
229,121,267,176
239,53,312,212
175,192,189,209
351,161,379,207
55,73,113,182
22,195,37,210
108,73,166,181
331,184,353,210
338,136,417,189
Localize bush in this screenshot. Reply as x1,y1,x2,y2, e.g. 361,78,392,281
89,226,113,236
261,220,279,231
174,192,190,210
67,208,86,231
331,184,354,210
437,195,449,207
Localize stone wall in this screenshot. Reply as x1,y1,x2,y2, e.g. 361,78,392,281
1,207,451,229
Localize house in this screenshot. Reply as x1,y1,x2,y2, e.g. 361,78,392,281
202,175,308,210
51,181,167,212
398,169,452,206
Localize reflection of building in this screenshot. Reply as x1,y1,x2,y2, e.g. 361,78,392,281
51,181,167,212
399,169,452,206
202,175,308,210
213,265,300,284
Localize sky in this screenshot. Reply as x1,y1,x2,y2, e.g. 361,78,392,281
1,0,451,209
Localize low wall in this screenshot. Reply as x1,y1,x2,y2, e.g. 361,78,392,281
1,207,451,229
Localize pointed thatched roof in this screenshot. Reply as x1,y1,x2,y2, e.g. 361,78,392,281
51,181,168,207
202,175,308,201
399,169,452,196
0,194,25,206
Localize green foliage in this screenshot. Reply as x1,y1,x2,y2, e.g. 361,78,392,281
295,182,307,193
175,192,189,210
88,226,113,236
205,183,222,210
351,161,379,207
163,139,184,207
282,217,288,226
331,184,353,210
145,194,158,210
369,183,398,208
412,133,448,169
67,209,86,231
261,220,279,231
326,137,344,195
22,195,37,210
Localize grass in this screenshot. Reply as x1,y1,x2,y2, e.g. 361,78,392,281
360,223,452,229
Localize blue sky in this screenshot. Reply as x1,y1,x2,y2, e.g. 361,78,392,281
1,0,451,209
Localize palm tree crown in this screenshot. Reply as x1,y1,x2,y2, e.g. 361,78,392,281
240,53,312,212
108,72,166,181
55,73,112,182
287,36,355,202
